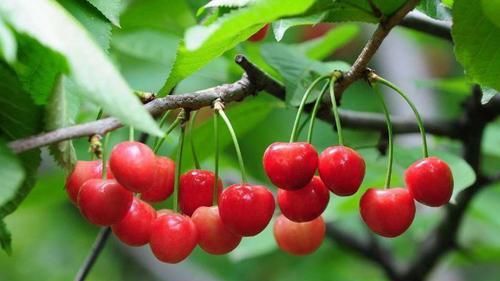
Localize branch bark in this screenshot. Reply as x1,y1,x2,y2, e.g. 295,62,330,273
400,12,452,41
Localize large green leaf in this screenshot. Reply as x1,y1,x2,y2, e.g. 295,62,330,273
452,0,500,92
0,18,16,64
158,0,316,95
418,0,451,20
272,13,325,41
0,220,11,255
86,0,122,26
0,141,25,210
481,0,500,29
0,0,163,137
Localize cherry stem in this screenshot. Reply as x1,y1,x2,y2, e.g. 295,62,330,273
153,114,182,153
329,72,344,146
96,109,103,120
289,75,330,143
152,110,172,149
215,102,247,183
128,127,134,142
372,84,394,189
173,113,187,213
374,75,429,158
306,80,330,143
213,111,220,206
189,110,201,169
101,133,110,180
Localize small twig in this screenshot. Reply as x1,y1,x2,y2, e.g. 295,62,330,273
74,227,111,281
400,11,452,41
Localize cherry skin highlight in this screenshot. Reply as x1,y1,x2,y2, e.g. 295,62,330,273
263,142,318,190
248,24,269,42
318,146,365,196
360,188,416,238
405,156,453,207
111,198,156,246
65,160,113,204
109,141,156,193
273,214,325,256
277,176,329,222
149,213,198,264
141,156,175,203
179,170,223,216
191,206,242,255
78,179,133,226
219,184,275,236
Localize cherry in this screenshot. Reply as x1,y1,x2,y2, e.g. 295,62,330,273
78,179,133,226
111,198,156,246
318,146,365,196
191,206,242,255
360,188,416,238
141,156,175,203
277,176,329,222
273,214,325,256
179,169,223,216
263,142,318,190
248,24,269,42
109,141,156,193
405,157,453,207
65,160,113,204
218,184,275,236
149,213,198,263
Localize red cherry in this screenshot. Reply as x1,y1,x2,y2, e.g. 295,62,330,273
141,156,175,203
360,188,416,238
219,184,275,236
179,170,223,216
111,198,156,246
318,146,365,196
78,179,134,226
191,206,242,255
109,141,156,193
277,176,329,222
273,214,325,256
65,160,113,204
263,142,318,190
405,157,453,207
149,213,198,263
248,24,269,42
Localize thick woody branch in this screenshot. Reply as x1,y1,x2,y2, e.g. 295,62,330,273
400,12,452,41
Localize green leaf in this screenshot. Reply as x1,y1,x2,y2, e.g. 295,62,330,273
305,0,377,23
481,86,498,105
418,0,452,20
0,140,25,209
0,0,163,137
159,0,316,95
261,43,350,105
45,76,79,172
302,23,361,60
481,0,500,29
272,13,325,41
58,0,112,50
205,0,254,8
0,220,11,255
229,218,276,261
0,18,16,64
452,0,500,92
86,0,122,26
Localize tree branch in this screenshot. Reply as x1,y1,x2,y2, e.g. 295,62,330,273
400,12,452,41
74,227,111,281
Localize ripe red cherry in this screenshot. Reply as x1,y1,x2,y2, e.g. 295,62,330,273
273,214,325,256
111,198,156,246
65,160,113,204
219,184,275,236
360,188,416,238
277,176,329,222
141,156,175,203
78,179,133,226
405,157,453,207
109,141,156,193
263,142,318,190
248,24,269,42
318,146,365,196
149,213,198,263
191,206,242,255
179,170,223,216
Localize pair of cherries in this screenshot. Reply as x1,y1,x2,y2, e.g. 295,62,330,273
360,156,453,238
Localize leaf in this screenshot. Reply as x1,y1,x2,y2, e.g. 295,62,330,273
0,220,11,255
0,0,163,137
305,0,377,23
86,0,122,26
205,0,255,8
0,140,25,209
481,0,500,29
261,43,350,105
45,76,79,171
302,23,361,60
229,218,276,261
417,0,452,20
272,13,325,42
58,0,113,50
158,0,316,95
452,0,500,92
0,18,16,64
481,86,499,105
